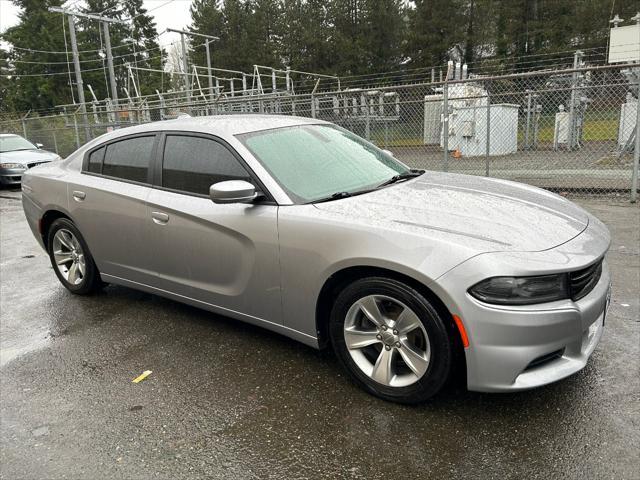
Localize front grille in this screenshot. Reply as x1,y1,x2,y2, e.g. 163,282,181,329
569,259,603,301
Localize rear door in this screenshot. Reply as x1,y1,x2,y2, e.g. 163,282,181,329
67,133,158,285
146,132,282,323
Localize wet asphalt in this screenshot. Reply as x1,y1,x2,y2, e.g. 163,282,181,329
0,189,639,480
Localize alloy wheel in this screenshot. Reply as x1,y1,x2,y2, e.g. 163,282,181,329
343,294,431,387
52,228,86,286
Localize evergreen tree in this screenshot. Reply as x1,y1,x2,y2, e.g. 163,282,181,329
189,0,225,73
3,0,640,111
328,0,368,75
362,0,405,72
406,0,464,68
247,0,280,67
1,0,73,110
0,47,13,113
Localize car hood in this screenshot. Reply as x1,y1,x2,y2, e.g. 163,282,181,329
313,172,589,252
0,149,59,165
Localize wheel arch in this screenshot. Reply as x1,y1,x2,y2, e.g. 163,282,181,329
40,209,74,251
315,265,466,375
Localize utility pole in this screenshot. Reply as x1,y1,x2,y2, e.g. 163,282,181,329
205,39,214,99
102,23,118,108
63,12,90,141
166,28,219,107
179,32,190,104
49,7,126,138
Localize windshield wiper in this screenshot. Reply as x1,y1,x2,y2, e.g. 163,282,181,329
311,191,354,204
375,169,424,189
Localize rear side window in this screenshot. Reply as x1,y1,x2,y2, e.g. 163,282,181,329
87,146,105,173
102,136,155,183
162,135,251,195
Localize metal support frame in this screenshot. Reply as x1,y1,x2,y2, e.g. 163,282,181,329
205,40,214,101
166,28,219,109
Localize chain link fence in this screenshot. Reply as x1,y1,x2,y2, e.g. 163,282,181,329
2,63,639,199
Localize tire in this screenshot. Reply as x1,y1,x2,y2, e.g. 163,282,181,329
329,277,452,404
47,218,102,295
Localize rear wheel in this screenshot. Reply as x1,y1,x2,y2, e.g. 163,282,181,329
329,277,452,403
47,218,101,295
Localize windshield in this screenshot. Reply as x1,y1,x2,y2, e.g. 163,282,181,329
237,124,409,203
0,135,37,153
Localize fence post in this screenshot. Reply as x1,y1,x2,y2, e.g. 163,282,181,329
632,90,639,203
485,92,491,176
442,80,449,172
73,114,81,149
21,110,30,139
524,89,532,150
384,119,389,148
567,50,582,151
53,130,59,154
365,96,371,140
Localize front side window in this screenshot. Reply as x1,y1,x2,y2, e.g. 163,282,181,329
102,136,155,183
87,146,105,173
237,124,408,203
162,135,251,195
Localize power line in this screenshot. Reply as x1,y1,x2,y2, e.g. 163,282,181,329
1,53,167,78
128,0,177,21
8,42,167,65
7,42,132,55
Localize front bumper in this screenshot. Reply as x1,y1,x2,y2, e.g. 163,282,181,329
434,215,611,392
0,168,26,185
463,263,608,392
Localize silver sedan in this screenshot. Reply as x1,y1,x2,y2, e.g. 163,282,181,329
0,134,61,186
21,115,611,403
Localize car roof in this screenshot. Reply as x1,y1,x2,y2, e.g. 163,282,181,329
105,114,328,139
0,134,20,137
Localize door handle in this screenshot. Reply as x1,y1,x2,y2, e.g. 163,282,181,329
151,211,169,225
72,190,86,202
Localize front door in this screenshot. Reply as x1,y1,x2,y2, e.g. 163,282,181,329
146,133,281,324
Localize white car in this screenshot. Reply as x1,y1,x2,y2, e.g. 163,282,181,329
0,133,60,186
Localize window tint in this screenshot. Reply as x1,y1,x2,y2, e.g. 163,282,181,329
87,146,105,173
102,136,155,183
162,135,251,195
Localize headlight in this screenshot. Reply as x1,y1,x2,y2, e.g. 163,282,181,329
0,163,26,169
468,274,568,305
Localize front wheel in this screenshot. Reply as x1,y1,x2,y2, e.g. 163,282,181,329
329,277,453,404
47,218,102,295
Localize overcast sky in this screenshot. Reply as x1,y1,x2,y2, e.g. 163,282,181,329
0,0,192,50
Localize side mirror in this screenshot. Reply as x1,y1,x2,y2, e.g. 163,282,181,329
209,180,257,204
382,149,394,157
36,143,44,149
